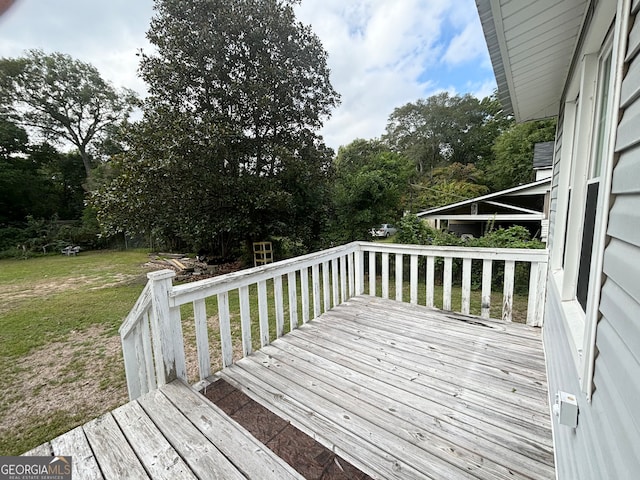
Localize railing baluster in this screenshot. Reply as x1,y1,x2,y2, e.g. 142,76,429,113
461,258,471,315
169,306,187,382
481,259,493,319
395,253,403,302
193,298,211,380
257,280,270,346
340,255,347,303
410,254,418,305
239,285,252,356
331,258,339,307
426,256,435,308
287,272,298,330
355,250,364,295
312,263,321,318
322,261,330,314
348,252,355,297
443,257,452,311
369,251,376,296
274,275,284,338
217,292,233,368
122,327,143,400
502,260,515,322
382,252,389,299
301,267,310,324
140,311,156,392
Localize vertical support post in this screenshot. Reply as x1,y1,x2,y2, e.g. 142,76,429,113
301,267,311,324
410,254,418,305
382,253,389,299
147,270,183,387
193,299,211,380
395,253,403,302
312,263,321,318
274,275,285,337
239,285,252,356
258,280,270,345
426,256,435,308
322,261,331,313
369,251,376,297
461,258,472,315
481,259,493,319
217,292,233,368
340,255,348,302
502,260,515,322
331,258,339,307
288,272,298,330
443,257,452,311
355,249,364,295
347,253,355,298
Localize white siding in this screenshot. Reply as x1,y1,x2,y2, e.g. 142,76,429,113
545,2,640,478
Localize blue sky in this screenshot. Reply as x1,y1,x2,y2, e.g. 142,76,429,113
0,0,496,152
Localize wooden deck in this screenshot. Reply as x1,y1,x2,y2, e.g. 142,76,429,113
28,295,554,479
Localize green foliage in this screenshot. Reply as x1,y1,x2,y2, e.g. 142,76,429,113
0,50,137,176
383,92,513,174
397,218,544,292
93,0,339,256
411,162,490,210
483,119,557,191
329,140,413,242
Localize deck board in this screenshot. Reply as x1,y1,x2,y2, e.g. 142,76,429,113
28,295,553,479
218,296,554,479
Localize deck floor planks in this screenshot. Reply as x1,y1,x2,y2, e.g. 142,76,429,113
249,347,548,479
263,335,554,459
111,400,198,479
288,319,549,406
218,296,554,479
28,295,553,479
50,426,103,480
137,388,247,480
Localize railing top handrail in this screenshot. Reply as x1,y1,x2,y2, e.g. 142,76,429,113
169,242,360,306
355,241,549,262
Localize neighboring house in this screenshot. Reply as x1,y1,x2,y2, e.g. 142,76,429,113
416,142,553,242
416,178,550,240
477,0,640,478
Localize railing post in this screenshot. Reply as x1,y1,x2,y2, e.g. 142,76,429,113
147,270,185,387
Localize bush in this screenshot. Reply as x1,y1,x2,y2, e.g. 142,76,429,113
397,217,545,293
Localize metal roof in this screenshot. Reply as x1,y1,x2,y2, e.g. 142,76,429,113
416,178,551,217
475,0,589,122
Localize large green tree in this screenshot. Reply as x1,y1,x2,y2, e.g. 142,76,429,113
0,50,137,176
485,118,557,191
94,0,340,253
383,92,512,175
329,139,414,241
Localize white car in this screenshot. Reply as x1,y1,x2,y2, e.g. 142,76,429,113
371,223,398,238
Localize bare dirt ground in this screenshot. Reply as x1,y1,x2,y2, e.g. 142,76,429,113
0,325,127,451
0,262,245,454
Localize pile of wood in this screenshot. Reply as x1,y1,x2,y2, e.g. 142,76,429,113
145,254,243,282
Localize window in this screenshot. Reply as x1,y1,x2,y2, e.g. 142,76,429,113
577,46,613,311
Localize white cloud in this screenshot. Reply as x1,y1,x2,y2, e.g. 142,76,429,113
295,0,493,151
0,0,495,152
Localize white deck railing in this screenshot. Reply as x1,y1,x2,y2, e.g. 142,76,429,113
119,241,548,400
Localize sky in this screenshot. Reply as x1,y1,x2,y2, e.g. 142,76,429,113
0,0,496,152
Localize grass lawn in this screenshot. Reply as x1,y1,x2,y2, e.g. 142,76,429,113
0,249,531,455
0,250,151,455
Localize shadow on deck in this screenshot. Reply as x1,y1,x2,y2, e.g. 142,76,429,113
28,296,554,479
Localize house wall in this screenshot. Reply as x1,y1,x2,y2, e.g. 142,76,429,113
545,0,640,478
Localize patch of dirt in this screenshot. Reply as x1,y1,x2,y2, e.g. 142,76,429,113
0,325,128,446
